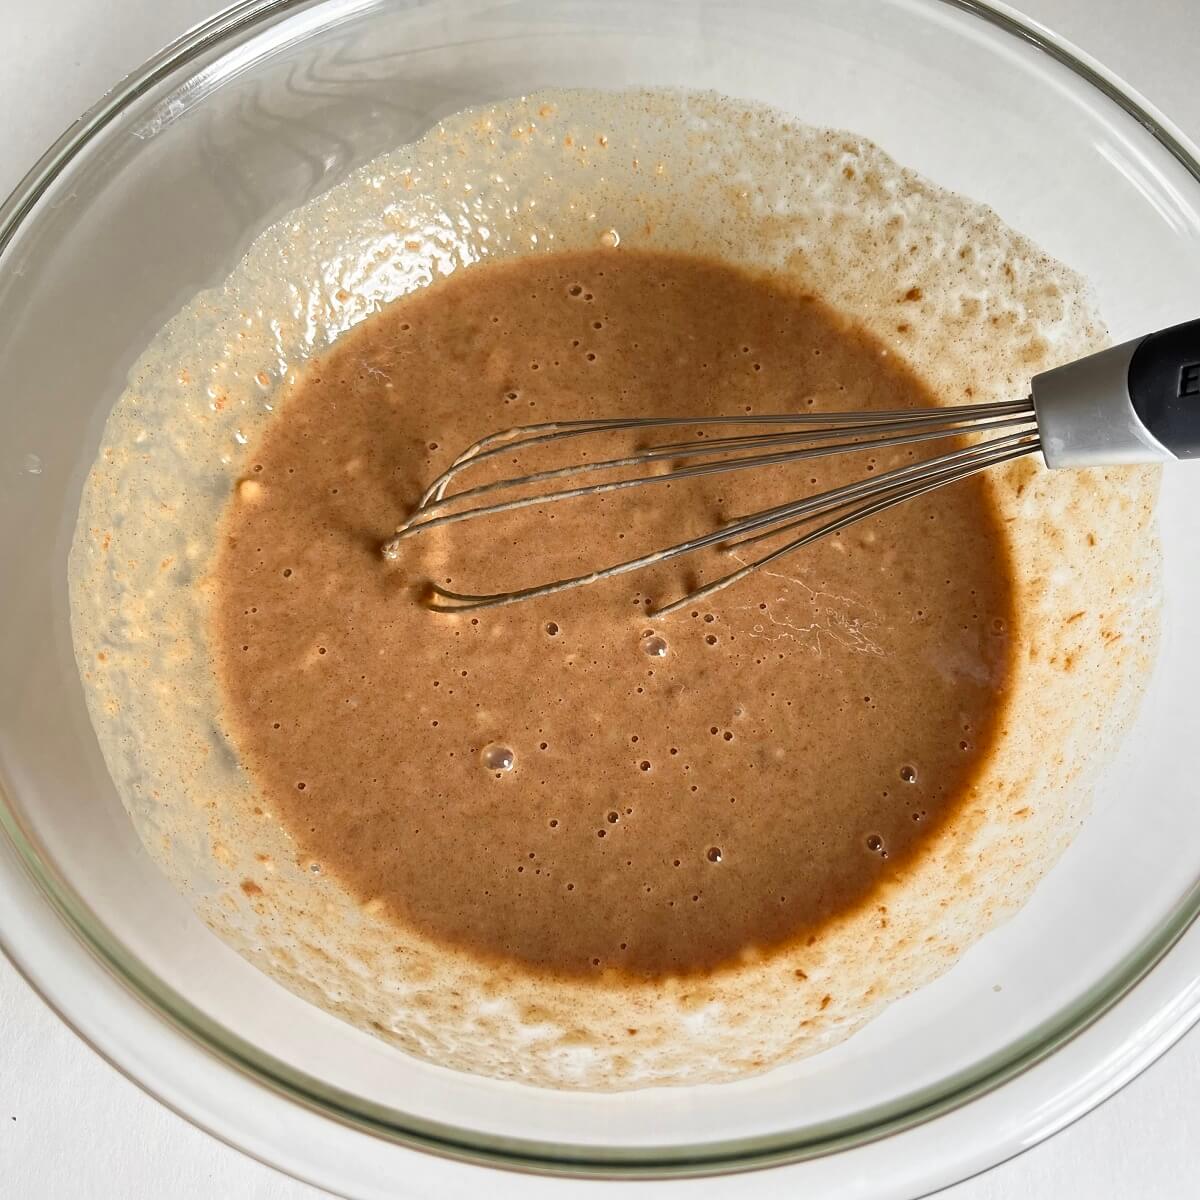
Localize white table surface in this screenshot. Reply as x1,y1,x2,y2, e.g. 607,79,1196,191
3,1,1198,1196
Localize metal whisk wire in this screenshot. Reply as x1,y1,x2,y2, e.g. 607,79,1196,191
382,400,1042,616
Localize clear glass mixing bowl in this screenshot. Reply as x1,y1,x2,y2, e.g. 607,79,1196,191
2,0,1199,1187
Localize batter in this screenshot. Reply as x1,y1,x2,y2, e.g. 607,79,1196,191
213,247,1013,978
72,88,1159,1087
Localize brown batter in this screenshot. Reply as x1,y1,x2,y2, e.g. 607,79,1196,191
212,248,1013,979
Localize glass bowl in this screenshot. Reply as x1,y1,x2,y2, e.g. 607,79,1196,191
2,0,1199,1193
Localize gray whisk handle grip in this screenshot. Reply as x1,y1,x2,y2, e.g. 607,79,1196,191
1032,317,1200,468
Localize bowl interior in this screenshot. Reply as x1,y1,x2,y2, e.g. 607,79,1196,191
2,0,1200,1171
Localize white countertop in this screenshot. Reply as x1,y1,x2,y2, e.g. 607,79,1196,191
3,1,1198,1196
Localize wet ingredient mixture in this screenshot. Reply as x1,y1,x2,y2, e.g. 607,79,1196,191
212,247,1014,979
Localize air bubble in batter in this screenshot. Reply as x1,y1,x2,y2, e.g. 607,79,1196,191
642,634,668,658
482,743,515,771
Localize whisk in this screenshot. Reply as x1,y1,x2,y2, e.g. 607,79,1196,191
382,319,1199,616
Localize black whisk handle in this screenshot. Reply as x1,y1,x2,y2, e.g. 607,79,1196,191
1128,318,1200,460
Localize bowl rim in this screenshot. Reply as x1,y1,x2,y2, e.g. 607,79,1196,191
2,0,1199,1180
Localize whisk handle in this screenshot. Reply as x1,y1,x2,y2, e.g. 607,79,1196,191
1033,317,1200,468
1128,320,1200,460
